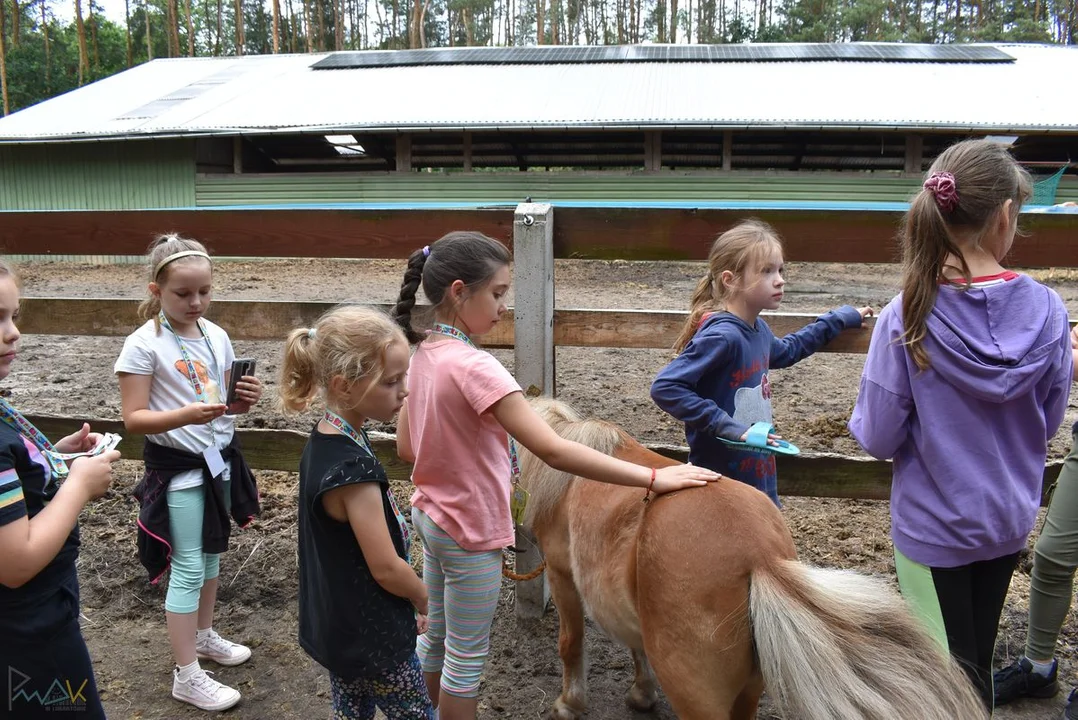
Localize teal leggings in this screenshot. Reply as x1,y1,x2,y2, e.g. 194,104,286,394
165,483,228,614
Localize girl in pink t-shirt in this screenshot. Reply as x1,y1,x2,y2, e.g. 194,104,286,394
392,231,718,720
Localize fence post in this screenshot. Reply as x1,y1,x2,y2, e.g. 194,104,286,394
511,202,553,620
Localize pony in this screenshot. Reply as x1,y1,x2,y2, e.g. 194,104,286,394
518,398,987,720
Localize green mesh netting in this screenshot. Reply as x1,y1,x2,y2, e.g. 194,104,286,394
1030,165,1069,206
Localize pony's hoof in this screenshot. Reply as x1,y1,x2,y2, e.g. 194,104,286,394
551,696,585,720
627,685,658,712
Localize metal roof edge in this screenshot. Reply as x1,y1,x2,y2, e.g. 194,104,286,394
3,121,1078,144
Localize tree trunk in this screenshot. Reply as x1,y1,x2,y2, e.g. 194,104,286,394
42,1,51,90
90,2,100,68
536,0,543,42
11,0,19,47
215,0,222,53
332,0,341,49
302,0,311,50
420,0,431,45
292,0,302,50
75,0,89,85
234,0,244,53
0,0,8,115
314,0,325,49
124,0,133,65
145,0,153,59
671,0,678,41
409,0,419,46
272,0,281,50
167,0,179,56
186,0,194,54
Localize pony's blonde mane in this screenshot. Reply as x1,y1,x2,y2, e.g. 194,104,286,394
519,398,625,528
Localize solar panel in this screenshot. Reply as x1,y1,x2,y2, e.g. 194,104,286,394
308,43,1015,70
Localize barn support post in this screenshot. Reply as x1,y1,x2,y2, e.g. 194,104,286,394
395,134,412,172
905,134,924,175
511,201,554,619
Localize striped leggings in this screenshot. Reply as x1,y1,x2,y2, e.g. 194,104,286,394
411,507,502,698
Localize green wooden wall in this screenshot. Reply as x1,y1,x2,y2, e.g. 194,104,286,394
194,172,1078,207
194,172,928,206
2,139,1074,210
0,140,196,211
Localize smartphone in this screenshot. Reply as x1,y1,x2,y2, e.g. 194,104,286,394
225,358,256,411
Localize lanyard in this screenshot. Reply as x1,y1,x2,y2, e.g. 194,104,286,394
322,410,373,456
431,323,522,482
323,410,409,553
158,312,220,404
431,322,476,349
0,398,69,479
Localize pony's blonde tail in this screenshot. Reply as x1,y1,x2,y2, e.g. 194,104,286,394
749,560,987,720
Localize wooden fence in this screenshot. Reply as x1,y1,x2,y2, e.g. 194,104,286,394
11,201,1077,616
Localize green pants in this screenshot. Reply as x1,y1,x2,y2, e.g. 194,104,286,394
1026,428,1078,661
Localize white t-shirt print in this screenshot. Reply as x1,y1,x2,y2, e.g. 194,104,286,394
115,319,236,491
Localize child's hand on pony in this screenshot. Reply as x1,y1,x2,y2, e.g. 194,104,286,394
856,306,875,322
651,464,720,495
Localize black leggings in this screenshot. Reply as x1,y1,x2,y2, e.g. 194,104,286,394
0,571,105,719
931,552,1021,709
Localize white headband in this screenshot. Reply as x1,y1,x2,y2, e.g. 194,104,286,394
153,250,211,279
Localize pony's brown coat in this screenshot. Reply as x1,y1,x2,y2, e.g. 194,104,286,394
519,398,987,720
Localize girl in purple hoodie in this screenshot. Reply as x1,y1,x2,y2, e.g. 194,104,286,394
849,139,1073,710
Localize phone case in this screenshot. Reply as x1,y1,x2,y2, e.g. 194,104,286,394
226,358,256,407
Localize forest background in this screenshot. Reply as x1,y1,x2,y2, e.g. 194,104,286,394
0,0,1075,118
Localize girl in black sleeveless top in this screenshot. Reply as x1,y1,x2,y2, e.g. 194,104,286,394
279,306,433,720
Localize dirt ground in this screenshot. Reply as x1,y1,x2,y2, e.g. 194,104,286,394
7,257,1078,720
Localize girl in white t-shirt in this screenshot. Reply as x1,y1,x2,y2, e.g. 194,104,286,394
115,235,262,713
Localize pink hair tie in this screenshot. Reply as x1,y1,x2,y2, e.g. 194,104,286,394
923,171,960,213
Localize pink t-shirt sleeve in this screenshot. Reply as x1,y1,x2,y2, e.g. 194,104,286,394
453,351,522,415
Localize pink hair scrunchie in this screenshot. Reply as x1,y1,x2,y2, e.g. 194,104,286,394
923,171,960,213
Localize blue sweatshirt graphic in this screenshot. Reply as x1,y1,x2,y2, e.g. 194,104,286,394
651,306,864,504
849,275,1072,568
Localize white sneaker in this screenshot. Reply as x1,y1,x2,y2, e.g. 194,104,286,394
172,666,241,711
195,629,252,667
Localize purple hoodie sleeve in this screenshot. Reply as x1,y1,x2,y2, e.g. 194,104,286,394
1042,313,1075,441
651,330,748,440
848,303,914,460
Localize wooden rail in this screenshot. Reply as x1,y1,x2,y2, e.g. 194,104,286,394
28,415,1065,505
20,298,878,353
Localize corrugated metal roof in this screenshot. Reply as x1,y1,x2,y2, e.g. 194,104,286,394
1,43,1077,143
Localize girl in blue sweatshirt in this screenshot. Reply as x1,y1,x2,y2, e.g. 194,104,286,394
651,219,870,505
849,139,1073,710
